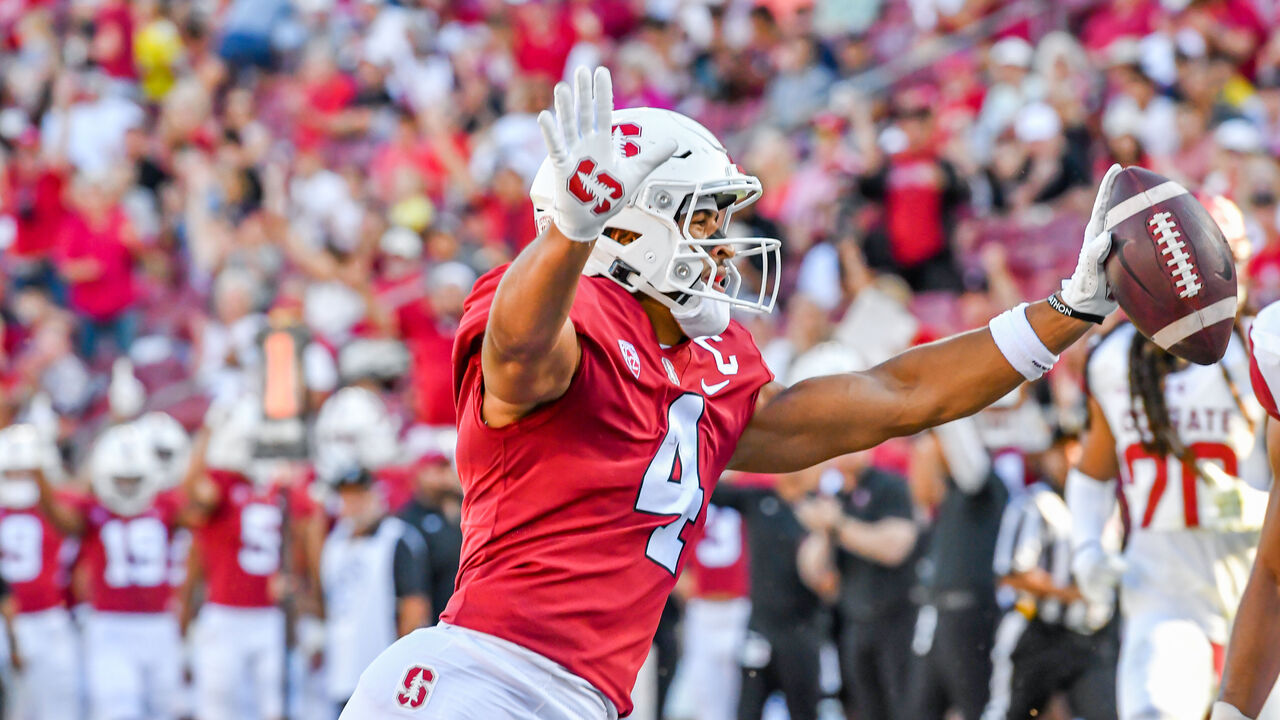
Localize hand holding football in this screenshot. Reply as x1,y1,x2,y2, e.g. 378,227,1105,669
1102,167,1237,365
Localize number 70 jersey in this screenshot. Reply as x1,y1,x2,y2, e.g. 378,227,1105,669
1087,323,1268,532
441,267,772,718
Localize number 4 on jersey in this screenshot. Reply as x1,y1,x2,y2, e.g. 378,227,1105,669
635,394,707,575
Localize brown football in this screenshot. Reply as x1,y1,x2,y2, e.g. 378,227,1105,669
1103,166,1237,365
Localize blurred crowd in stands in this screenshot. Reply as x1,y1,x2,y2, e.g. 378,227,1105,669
0,0,1279,719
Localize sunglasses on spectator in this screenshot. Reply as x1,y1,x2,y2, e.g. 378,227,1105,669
896,108,932,120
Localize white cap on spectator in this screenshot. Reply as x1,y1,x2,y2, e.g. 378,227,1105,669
990,37,1033,69
428,261,477,292
1014,103,1061,143
1175,29,1207,59
380,226,422,260
1215,119,1263,154
1102,102,1143,139
1105,38,1143,68
0,108,29,141
878,125,908,154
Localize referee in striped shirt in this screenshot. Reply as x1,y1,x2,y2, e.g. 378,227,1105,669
982,430,1119,720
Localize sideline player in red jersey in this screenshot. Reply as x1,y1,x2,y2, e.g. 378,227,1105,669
0,423,79,720
34,424,186,720
182,396,322,720
1213,301,1280,720
341,66,1122,719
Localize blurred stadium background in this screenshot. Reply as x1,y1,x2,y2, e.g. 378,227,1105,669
1,0,1280,719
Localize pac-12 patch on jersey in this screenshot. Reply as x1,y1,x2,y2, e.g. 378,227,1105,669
395,665,436,710
619,339,641,379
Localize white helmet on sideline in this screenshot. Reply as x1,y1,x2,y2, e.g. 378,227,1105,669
0,423,52,509
135,411,191,488
313,386,400,483
91,424,162,517
530,108,781,328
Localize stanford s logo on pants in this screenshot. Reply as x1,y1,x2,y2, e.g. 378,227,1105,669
396,665,437,710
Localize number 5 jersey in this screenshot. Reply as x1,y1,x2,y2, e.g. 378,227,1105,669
440,266,772,717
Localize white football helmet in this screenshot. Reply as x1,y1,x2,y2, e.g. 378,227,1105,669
134,411,191,488
530,107,781,321
313,386,400,483
91,424,162,517
0,423,51,509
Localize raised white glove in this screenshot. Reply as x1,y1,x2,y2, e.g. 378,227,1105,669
1055,163,1123,323
1072,542,1126,605
537,66,676,242
1210,702,1253,720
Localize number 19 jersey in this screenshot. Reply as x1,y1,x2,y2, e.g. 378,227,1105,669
72,491,182,613
441,266,772,717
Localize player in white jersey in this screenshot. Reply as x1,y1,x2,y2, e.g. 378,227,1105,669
1068,319,1269,720
1213,300,1280,720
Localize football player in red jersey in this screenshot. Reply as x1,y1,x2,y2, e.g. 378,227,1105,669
341,66,1123,719
181,396,322,720
1213,301,1280,720
33,424,186,720
0,423,80,720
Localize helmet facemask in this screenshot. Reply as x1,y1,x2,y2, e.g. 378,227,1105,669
98,472,155,517
585,176,781,331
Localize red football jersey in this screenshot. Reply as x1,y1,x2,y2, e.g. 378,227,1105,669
72,490,182,613
686,503,750,599
0,503,71,613
440,267,772,716
194,470,315,608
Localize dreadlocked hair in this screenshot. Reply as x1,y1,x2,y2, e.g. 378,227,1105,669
1127,331,1184,456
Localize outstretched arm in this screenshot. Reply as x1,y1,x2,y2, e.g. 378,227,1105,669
1216,417,1280,719
731,302,1089,472
481,66,673,426
732,164,1123,473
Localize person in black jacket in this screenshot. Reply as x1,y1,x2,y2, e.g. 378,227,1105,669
908,419,1009,720
397,445,463,625
801,453,920,720
711,471,836,720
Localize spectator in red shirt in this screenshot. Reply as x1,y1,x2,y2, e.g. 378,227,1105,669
470,166,537,254
407,261,475,428
90,0,136,82
368,226,433,344
292,43,357,152
1081,0,1161,57
856,88,968,292
512,3,575,81
3,130,69,298
54,175,141,362
1246,181,1280,307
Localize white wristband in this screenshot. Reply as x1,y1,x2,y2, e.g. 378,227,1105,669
988,303,1058,381
1210,702,1252,720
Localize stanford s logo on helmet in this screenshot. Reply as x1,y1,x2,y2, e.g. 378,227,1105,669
532,108,782,323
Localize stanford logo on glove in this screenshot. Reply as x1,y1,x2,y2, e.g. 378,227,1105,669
395,665,436,710
568,158,623,215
